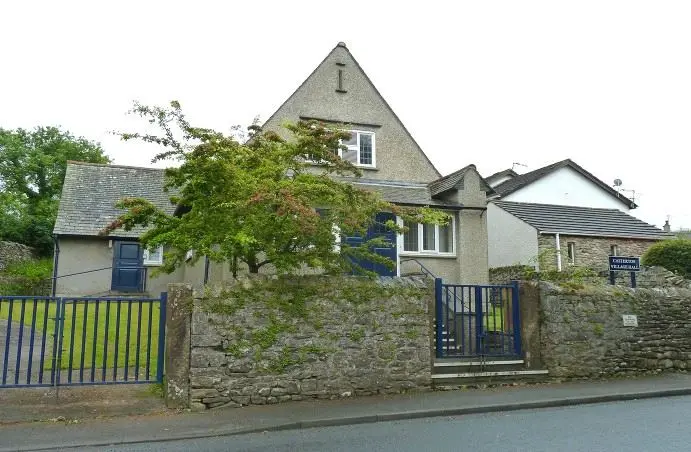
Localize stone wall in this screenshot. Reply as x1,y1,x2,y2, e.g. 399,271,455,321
611,266,691,289
536,282,691,378
537,234,658,272
0,241,37,272
491,264,691,289
167,276,433,410
489,265,533,284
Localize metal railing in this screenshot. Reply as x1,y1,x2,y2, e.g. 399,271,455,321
435,279,521,358
399,258,439,279
0,293,166,388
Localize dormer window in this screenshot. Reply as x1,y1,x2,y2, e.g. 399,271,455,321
341,130,375,167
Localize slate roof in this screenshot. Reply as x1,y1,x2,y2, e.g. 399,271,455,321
493,201,669,240
55,163,469,239
352,180,462,208
492,159,637,209
485,168,518,185
54,162,175,237
427,164,495,197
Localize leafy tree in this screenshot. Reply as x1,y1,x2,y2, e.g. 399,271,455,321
642,239,691,278
0,126,110,254
103,101,447,275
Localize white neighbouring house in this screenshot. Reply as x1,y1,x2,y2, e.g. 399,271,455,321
485,159,669,271
485,159,636,212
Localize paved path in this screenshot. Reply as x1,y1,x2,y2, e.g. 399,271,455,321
75,396,691,452
1,373,691,451
0,319,53,385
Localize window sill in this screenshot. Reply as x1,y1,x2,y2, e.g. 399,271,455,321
307,162,378,171
400,252,457,259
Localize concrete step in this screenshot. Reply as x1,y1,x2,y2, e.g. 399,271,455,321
434,358,526,373
431,359,549,386
432,369,550,386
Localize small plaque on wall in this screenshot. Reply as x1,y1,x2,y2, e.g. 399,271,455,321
622,314,638,327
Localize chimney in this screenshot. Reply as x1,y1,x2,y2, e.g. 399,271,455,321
663,219,671,233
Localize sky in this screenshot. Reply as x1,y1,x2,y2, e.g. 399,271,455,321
1,1,690,229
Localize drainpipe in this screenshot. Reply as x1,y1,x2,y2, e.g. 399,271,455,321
555,233,562,272
203,256,210,284
51,234,60,297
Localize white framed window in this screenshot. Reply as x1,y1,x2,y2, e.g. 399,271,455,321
399,217,455,256
143,245,164,266
341,130,375,167
567,242,576,265
306,130,375,167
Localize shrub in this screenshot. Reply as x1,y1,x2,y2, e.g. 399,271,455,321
0,258,53,295
641,239,691,278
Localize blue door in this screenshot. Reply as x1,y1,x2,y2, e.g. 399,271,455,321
344,212,397,276
111,241,143,292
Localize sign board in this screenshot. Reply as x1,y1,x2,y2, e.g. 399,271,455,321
609,256,640,272
622,314,638,327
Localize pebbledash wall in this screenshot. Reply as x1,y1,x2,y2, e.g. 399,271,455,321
164,276,433,410
531,281,691,378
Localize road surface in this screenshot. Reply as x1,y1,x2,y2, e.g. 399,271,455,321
76,395,691,452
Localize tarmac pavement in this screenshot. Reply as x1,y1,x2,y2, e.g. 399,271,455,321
2,373,691,451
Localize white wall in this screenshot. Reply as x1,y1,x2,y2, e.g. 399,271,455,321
487,203,539,269
502,167,632,212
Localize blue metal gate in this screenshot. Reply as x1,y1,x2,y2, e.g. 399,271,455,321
0,293,166,388
435,279,521,358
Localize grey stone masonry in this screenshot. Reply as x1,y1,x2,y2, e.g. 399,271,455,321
0,241,37,272
182,275,433,410
538,234,657,272
537,282,691,378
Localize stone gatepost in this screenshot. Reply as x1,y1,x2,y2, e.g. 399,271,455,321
518,281,542,369
165,283,193,409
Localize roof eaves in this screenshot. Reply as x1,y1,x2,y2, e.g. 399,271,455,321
537,230,668,241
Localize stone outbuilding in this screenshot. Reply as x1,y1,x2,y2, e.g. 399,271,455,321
488,201,671,272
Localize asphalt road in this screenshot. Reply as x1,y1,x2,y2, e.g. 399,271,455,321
76,395,691,452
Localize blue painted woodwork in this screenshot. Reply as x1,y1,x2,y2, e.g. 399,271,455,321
111,241,143,292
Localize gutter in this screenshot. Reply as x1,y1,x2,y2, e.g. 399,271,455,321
538,231,667,241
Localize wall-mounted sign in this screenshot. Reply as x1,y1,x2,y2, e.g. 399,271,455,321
609,256,641,272
622,314,638,327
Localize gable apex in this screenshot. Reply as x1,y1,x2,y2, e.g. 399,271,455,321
492,159,637,209
262,43,441,182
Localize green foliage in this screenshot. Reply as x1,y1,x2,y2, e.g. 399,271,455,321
592,323,604,337
490,262,598,286
0,257,53,295
642,239,691,278
0,126,110,255
103,101,448,276
348,327,365,342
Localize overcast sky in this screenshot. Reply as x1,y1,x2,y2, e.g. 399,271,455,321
1,1,689,229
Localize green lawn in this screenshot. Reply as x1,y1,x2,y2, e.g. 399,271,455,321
483,304,509,332
0,298,161,377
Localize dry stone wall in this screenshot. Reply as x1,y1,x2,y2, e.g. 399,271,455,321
0,241,37,272
176,276,433,410
538,282,691,378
